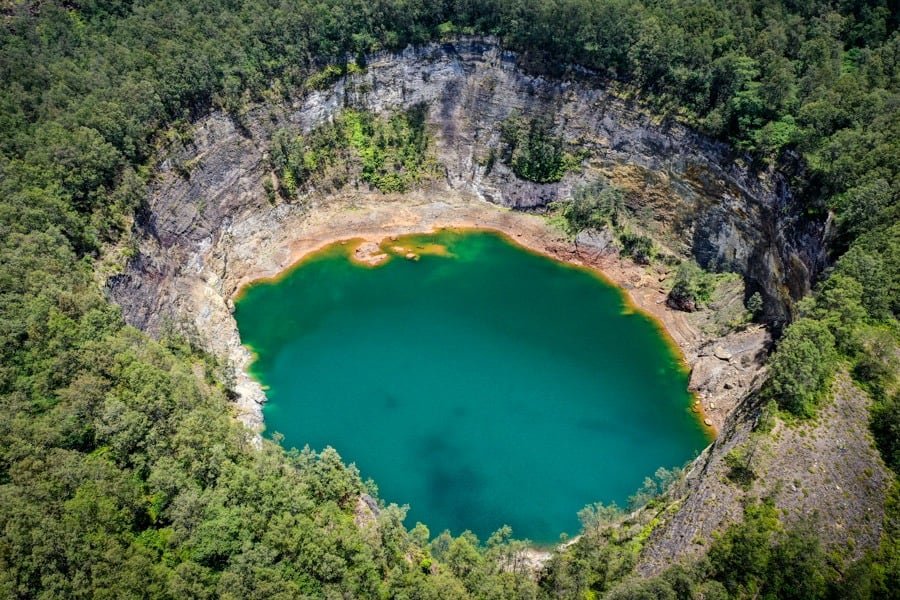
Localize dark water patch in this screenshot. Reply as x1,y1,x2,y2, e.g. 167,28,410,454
235,230,710,542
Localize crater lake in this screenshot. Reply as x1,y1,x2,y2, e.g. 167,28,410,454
235,230,710,543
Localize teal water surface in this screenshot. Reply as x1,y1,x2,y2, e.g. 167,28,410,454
235,230,709,542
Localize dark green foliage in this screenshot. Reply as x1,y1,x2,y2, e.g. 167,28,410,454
0,0,898,596
619,232,655,265
708,501,829,600
559,180,625,234
668,261,715,312
724,448,757,489
765,319,839,417
872,393,900,472
836,224,900,321
832,484,900,599
556,498,876,600
600,501,831,600
500,115,582,183
745,292,764,320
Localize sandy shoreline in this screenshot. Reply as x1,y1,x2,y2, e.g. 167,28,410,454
229,190,719,436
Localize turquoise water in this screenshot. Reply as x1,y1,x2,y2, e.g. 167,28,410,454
235,230,709,542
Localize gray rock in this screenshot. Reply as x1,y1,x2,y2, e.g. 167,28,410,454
575,227,616,255
714,346,733,361
102,39,863,573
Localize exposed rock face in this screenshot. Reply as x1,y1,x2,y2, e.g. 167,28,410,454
111,40,824,332
574,227,616,257
103,38,874,573
637,373,891,576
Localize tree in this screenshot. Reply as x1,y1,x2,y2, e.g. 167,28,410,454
561,180,625,234
872,392,900,472
667,261,714,312
765,318,839,416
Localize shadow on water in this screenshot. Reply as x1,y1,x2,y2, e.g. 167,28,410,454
419,433,486,527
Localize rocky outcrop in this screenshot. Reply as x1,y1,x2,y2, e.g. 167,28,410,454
637,372,891,576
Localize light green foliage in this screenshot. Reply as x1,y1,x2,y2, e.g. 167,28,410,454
832,178,897,242
343,107,436,192
627,467,684,511
668,260,715,311
855,326,900,399
600,495,900,599
709,501,829,600
745,292,764,320
0,0,898,596
305,62,364,91
578,502,623,532
560,181,662,268
765,318,839,417
269,106,437,196
752,115,801,157
799,274,868,354
836,223,900,320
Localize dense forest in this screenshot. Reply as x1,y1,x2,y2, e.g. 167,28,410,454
1,0,898,597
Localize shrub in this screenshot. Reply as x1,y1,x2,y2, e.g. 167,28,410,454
724,447,756,488
667,260,714,312
619,232,655,264
764,319,839,417
559,181,626,234
872,392,900,472
746,291,764,319
500,115,582,183
268,106,436,196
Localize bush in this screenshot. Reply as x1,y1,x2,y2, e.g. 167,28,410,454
872,393,900,473
619,232,655,265
724,447,756,488
667,260,714,312
746,292,764,319
559,180,626,234
764,319,839,417
500,115,582,183
269,106,437,196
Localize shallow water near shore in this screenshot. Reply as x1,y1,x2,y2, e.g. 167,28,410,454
235,230,709,542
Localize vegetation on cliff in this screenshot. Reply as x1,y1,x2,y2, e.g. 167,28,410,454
0,0,897,597
269,105,438,197
499,114,585,183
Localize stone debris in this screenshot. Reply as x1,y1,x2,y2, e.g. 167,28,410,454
353,241,389,266
713,346,733,360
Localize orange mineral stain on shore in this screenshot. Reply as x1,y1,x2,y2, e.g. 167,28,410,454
230,192,726,436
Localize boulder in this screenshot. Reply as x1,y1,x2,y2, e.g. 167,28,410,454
713,346,733,361
575,227,616,256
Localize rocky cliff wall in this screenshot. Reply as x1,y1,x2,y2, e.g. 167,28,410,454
111,39,826,335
